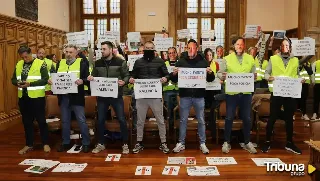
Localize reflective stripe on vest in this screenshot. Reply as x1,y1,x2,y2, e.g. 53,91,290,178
15,59,45,98
225,52,255,95
268,55,299,92
299,69,310,84
315,60,320,84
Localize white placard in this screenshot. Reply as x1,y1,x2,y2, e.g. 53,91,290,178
206,78,221,90
52,163,87,173
202,41,216,51
95,49,102,60
273,77,302,98
178,68,207,88
90,77,118,98
127,32,141,52
167,66,175,73
19,159,45,166
177,29,190,39
46,118,60,123
291,39,315,56
273,30,286,39
127,54,143,71
154,37,174,51
251,158,284,167
176,41,186,54
134,79,162,99
245,25,261,39
105,154,121,162
201,30,215,39
167,157,196,165
187,166,220,176
97,31,120,48
135,166,152,176
225,73,254,93
24,160,60,174
162,166,180,176
66,31,88,47
67,144,82,154
206,157,237,165
51,73,78,94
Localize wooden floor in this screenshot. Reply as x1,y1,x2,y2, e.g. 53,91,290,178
0,117,314,181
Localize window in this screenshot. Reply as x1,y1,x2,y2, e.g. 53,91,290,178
81,0,122,45
185,0,227,48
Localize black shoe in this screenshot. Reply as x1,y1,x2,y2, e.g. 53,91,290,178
261,141,271,153
159,142,170,154
132,142,144,154
82,145,90,153
285,142,302,155
57,144,71,152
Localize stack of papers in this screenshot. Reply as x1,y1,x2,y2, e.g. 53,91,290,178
167,157,196,165
187,166,220,176
52,163,88,173
22,160,60,174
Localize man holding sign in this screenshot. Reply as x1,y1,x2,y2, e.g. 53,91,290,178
87,41,130,154
170,39,215,154
129,41,170,154
262,38,304,154
49,45,91,153
217,37,257,154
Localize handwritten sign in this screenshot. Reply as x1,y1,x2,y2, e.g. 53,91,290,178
201,30,215,39
178,68,206,88
187,166,220,176
225,73,254,93
176,41,186,54
97,31,120,48
291,39,315,56
206,157,237,165
134,79,162,99
177,29,190,39
127,54,143,71
273,77,302,98
273,30,286,39
66,31,88,47
51,73,78,94
127,32,141,51
206,78,221,90
245,25,261,39
90,77,118,98
154,37,173,51
202,41,216,52
95,49,102,60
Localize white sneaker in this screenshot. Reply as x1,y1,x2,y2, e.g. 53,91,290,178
243,142,257,154
122,144,129,154
92,144,105,154
200,143,209,154
311,113,317,120
293,115,295,120
303,114,310,121
222,142,231,153
172,143,185,153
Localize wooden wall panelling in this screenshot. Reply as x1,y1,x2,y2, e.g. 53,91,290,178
127,0,135,32
168,0,176,45
227,0,240,50
0,13,66,131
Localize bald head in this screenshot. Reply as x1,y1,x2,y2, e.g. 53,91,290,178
37,48,45,60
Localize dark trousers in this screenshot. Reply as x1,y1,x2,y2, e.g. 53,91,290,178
205,90,219,139
297,83,309,115
313,84,320,114
266,94,296,142
224,94,252,144
97,97,128,144
19,96,49,147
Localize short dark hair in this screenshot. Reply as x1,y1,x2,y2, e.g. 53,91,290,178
188,39,198,46
101,41,114,49
168,47,177,53
18,46,31,55
280,38,292,48
204,48,213,56
232,36,245,45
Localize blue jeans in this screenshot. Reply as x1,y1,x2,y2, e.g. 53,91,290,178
224,94,252,144
179,97,206,145
60,95,90,146
97,97,128,144
163,90,178,125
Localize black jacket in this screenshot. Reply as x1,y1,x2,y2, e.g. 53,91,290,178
91,56,130,97
170,52,215,98
131,57,169,79
56,58,89,106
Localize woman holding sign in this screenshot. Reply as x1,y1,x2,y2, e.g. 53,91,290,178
262,38,304,154
217,37,257,154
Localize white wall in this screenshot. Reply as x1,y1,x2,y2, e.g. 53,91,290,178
135,0,168,32
246,0,298,31
0,0,69,31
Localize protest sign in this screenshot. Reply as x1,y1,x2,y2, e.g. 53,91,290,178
178,68,206,88
273,77,302,98
134,79,162,99
225,73,254,93
66,31,88,47
154,37,173,51
291,39,315,56
245,25,261,39
51,73,78,94
127,54,143,71
90,77,118,98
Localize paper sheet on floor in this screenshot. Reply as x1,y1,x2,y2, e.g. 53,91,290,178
187,166,220,176
52,163,87,173
105,154,121,162
19,159,45,166
206,157,237,165
24,160,60,174
135,166,152,175
167,157,196,165
251,158,284,166
162,166,180,175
